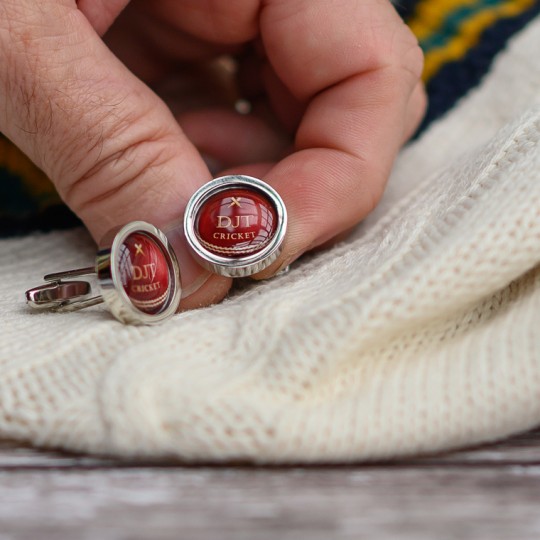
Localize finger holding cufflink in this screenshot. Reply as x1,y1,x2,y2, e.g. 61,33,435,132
25,175,287,324
184,175,287,278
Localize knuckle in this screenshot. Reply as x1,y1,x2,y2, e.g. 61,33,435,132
44,85,119,182
368,20,424,87
39,74,173,213
394,24,425,85
62,129,174,217
401,40,425,83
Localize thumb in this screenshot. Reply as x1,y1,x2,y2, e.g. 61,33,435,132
0,1,231,307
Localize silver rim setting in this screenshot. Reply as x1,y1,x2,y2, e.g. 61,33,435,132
184,175,287,278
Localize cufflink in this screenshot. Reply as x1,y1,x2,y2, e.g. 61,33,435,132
183,175,288,277
25,221,181,325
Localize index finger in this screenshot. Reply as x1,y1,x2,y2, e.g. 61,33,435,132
258,0,424,273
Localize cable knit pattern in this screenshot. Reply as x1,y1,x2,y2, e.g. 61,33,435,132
0,19,539,461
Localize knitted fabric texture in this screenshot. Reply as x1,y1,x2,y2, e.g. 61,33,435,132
0,18,539,461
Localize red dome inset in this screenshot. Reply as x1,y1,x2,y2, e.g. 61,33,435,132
196,188,278,258
118,233,171,314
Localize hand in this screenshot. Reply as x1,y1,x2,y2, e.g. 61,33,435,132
0,0,425,307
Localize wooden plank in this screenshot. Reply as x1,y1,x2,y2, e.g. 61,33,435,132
0,465,539,540
0,430,538,539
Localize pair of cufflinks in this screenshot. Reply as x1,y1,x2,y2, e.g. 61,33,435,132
26,175,287,324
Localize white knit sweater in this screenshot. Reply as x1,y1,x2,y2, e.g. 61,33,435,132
0,18,539,462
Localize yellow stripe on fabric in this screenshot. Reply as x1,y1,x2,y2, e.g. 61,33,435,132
422,0,535,81
0,136,61,208
409,0,481,42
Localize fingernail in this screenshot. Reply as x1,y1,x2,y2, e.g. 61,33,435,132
276,263,291,276
163,224,212,299
200,153,224,176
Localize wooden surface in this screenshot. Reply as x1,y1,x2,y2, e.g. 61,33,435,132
0,429,539,540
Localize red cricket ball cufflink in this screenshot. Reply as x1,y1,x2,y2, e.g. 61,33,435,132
25,175,288,324
184,175,287,277
26,221,181,325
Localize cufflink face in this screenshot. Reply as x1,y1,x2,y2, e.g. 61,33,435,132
117,232,172,315
26,221,181,325
196,188,278,258
98,222,181,324
184,175,287,277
